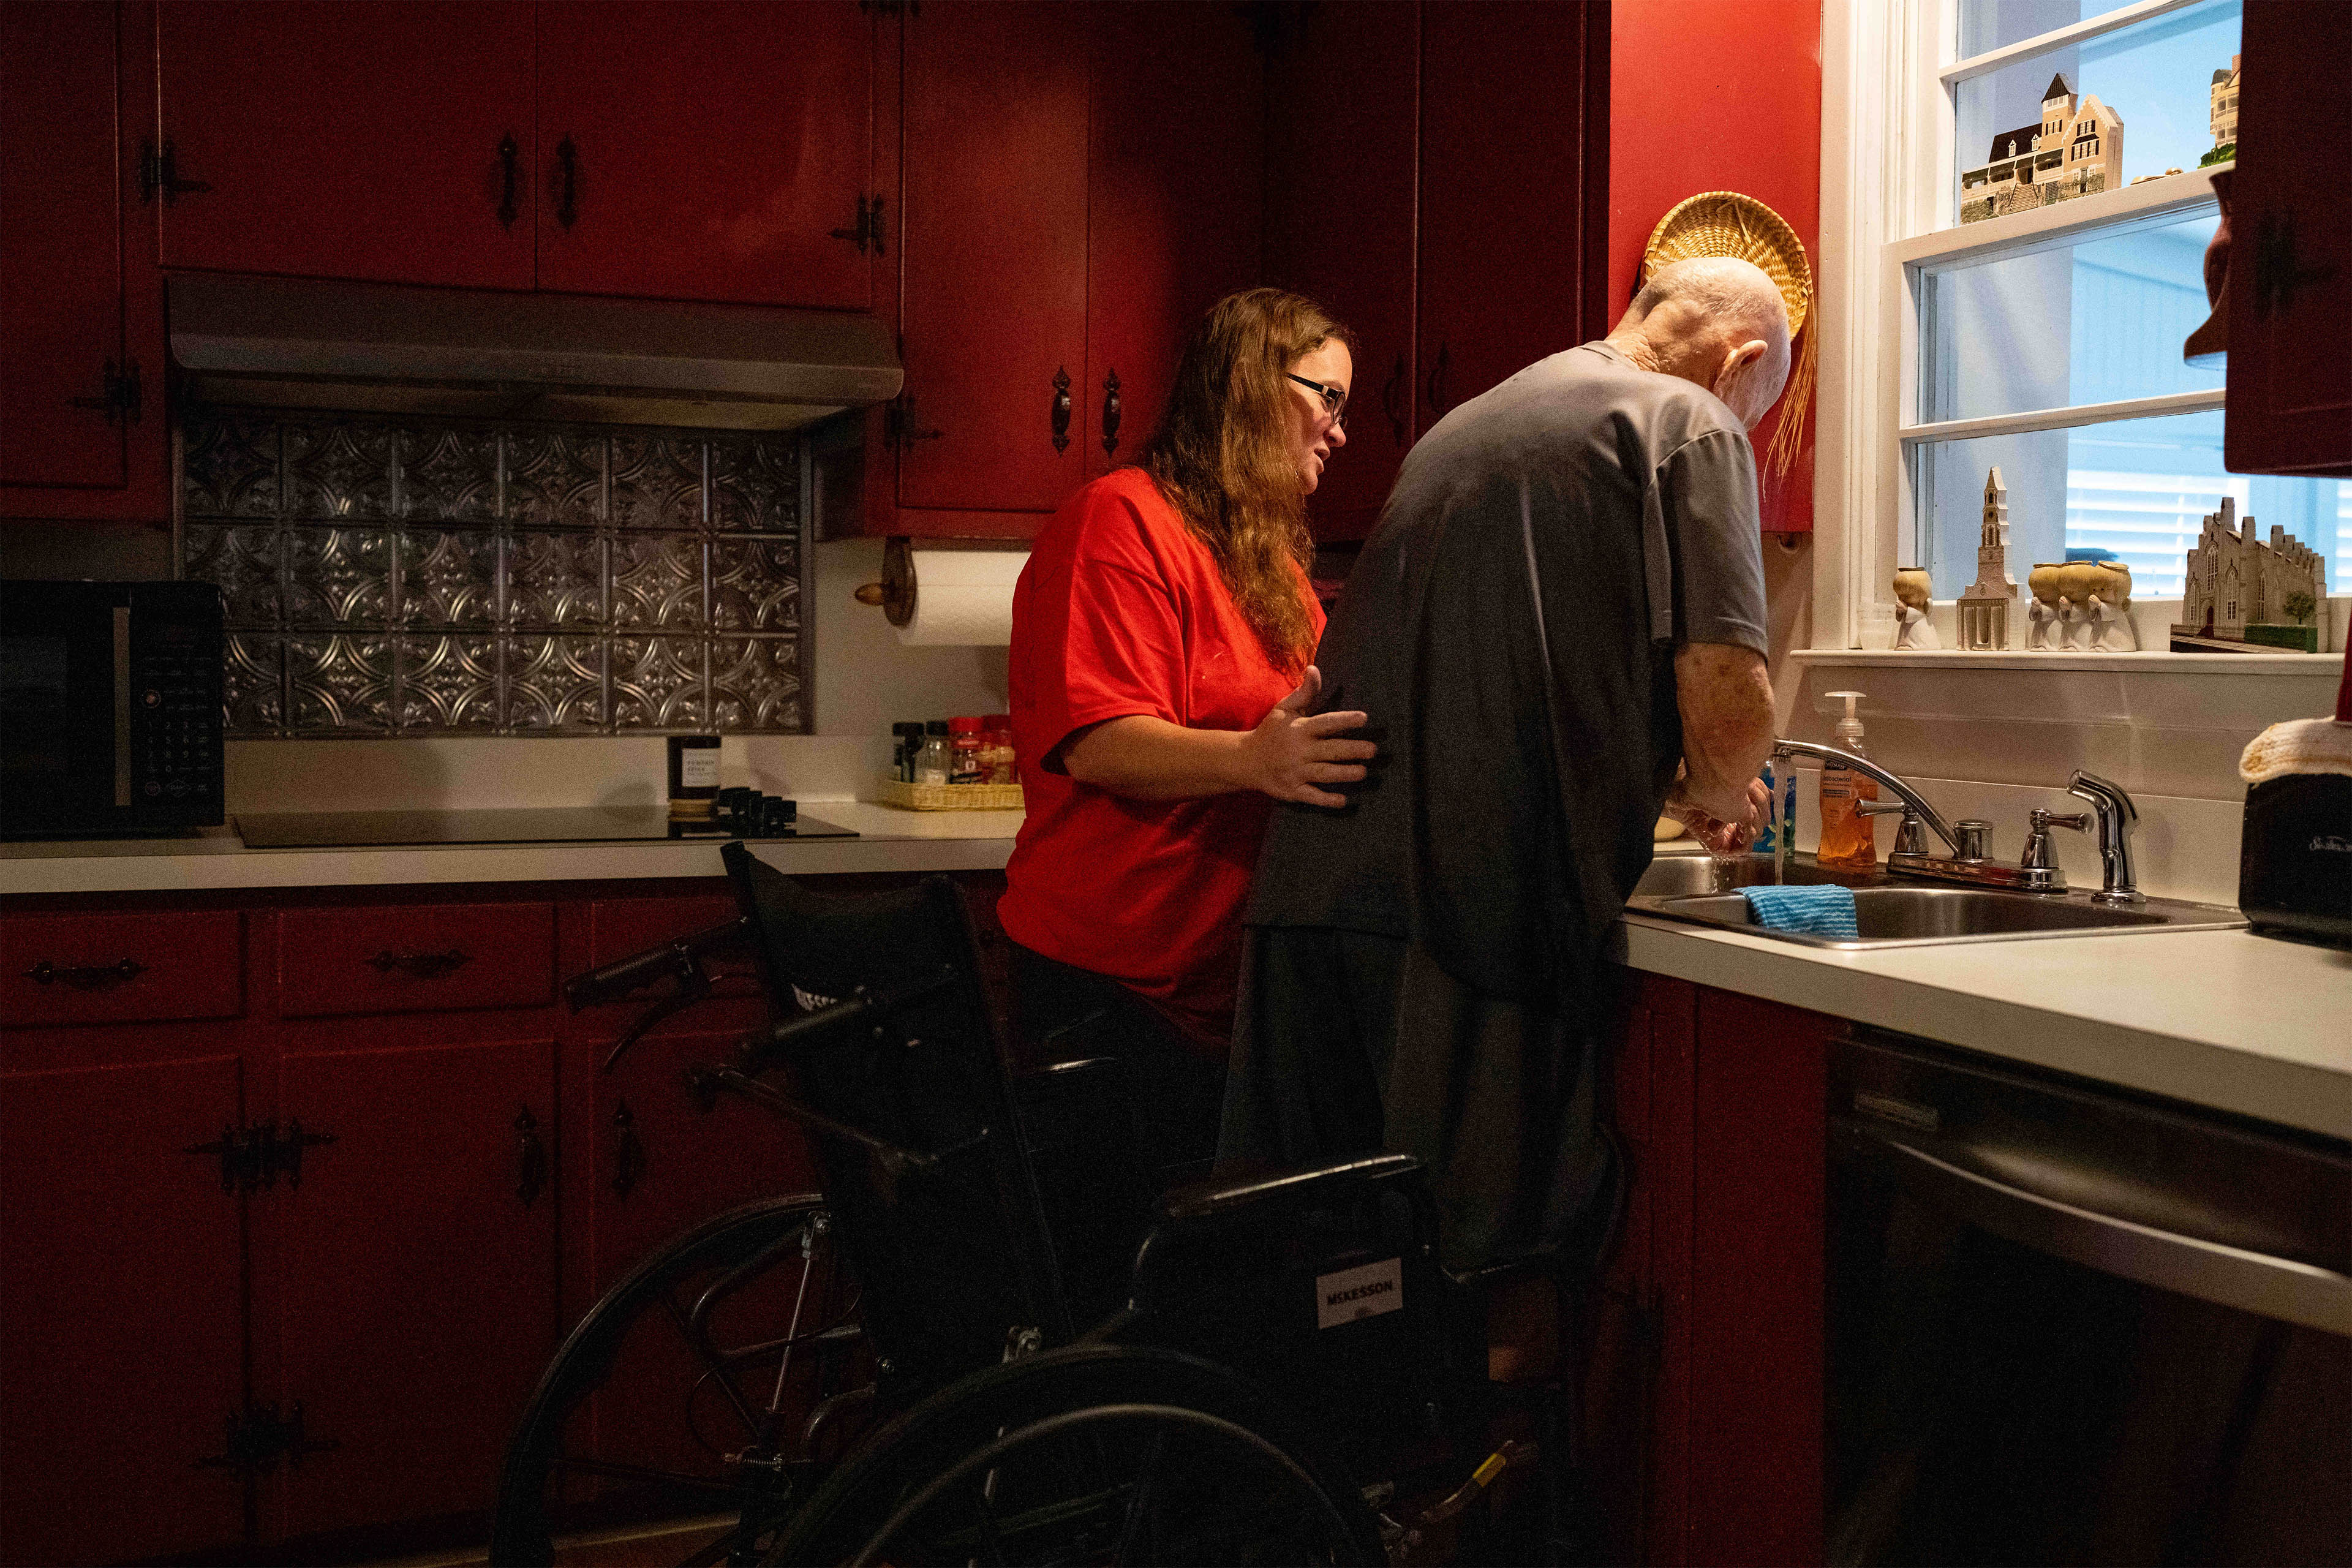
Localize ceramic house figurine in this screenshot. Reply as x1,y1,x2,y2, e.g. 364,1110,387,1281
2171,497,2331,653
1892,567,1939,649
1959,75,2125,224
1957,469,2018,651
2203,53,2239,166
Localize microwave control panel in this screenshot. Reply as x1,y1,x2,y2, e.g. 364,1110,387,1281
131,613,224,810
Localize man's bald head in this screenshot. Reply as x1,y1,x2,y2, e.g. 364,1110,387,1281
1607,257,1793,429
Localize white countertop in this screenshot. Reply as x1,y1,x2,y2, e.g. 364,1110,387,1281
12,813,2348,1142
0,801,1023,896
1612,911,2352,1142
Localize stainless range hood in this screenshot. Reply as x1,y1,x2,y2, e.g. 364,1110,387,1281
169,274,901,431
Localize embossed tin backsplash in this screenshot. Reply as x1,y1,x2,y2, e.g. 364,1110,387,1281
178,411,805,737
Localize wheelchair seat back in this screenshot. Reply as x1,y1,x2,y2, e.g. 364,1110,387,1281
1121,1154,1480,1478
721,845,1071,1399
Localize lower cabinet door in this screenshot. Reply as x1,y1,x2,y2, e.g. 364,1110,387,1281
581,1027,820,1479
266,1036,559,1539
0,1056,247,1567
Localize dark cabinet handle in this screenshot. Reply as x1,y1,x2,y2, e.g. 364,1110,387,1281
610,1100,647,1199
496,134,519,229
275,1119,336,1189
869,194,886,256
1051,366,1073,453
1381,353,1408,444
1425,341,1450,417
555,136,579,229
68,360,143,427
515,1107,546,1208
1099,369,1122,459
366,948,470,979
24,957,146,990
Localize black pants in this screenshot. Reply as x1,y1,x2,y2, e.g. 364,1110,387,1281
1009,941,1226,1186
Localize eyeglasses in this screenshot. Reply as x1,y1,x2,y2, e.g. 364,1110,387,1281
1286,373,1348,429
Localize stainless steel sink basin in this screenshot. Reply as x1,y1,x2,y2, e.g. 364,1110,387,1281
1627,854,2247,948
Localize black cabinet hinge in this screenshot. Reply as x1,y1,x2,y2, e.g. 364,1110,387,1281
197,1401,337,1478
185,1120,338,1195
829,194,887,255
858,0,918,16
137,138,211,206
67,360,143,426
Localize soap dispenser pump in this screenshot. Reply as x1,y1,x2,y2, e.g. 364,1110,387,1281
1817,690,1880,870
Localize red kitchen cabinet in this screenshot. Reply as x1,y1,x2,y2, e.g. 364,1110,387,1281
265,1035,559,1537
1262,0,1420,542
1599,972,1830,1568
0,908,244,1028
153,1,535,290
2222,0,2352,477
1416,1,1609,430
0,0,169,522
891,0,1090,527
0,1055,247,1567
276,900,554,1019
1082,1,1265,480
535,1,878,309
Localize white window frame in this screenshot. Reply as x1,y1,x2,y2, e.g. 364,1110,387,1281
1808,0,2337,658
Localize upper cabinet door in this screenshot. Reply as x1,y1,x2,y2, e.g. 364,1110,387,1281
2223,0,2351,477
1082,1,1265,480
535,1,875,307
897,1,1088,515
1264,0,1419,542
1417,1,1607,430
154,1,534,290
0,0,128,489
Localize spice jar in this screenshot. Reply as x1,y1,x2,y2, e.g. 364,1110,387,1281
892,721,927,783
914,721,952,785
984,714,1016,784
948,715,986,785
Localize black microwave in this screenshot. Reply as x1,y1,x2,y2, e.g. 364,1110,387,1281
1,580,225,839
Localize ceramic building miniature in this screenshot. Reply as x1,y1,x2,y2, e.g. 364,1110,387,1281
1956,469,2018,650
1959,74,2125,223
2172,497,2331,653
2203,53,2241,165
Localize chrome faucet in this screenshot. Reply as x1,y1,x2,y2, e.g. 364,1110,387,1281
2066,770,2144,905
1770,740,2068,894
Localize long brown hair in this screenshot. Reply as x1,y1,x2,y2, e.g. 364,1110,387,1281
1139,288,1349,672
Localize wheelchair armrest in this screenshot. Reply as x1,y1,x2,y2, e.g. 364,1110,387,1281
1156,1152,1424,1223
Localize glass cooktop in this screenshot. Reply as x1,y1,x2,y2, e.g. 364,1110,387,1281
235,805,856,849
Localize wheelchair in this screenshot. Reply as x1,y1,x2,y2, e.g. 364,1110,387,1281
490,842,1608,1566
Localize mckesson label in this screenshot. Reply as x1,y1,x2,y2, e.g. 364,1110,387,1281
1316,1257,1403,1330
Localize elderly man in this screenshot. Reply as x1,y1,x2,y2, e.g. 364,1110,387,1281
1219,257,1789,1329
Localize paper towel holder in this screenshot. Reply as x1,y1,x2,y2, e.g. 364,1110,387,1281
853,535,918,628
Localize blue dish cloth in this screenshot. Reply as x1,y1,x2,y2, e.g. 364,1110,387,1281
1741,883,1860,940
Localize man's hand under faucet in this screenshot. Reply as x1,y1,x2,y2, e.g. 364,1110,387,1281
1663,642,1777,856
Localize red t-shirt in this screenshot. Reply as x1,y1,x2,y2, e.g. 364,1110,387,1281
999,467,1324,1047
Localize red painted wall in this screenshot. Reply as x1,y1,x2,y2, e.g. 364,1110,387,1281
1610,0,1823,532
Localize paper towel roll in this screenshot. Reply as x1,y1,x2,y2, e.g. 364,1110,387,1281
893,547,1027,646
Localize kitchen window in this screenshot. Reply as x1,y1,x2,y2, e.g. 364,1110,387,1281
1815,0,2346,650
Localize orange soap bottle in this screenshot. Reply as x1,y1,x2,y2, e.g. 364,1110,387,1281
1815,690,1879,870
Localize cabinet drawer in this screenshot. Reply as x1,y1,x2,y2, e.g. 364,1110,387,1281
278,903,554,1019
0,911,245,1028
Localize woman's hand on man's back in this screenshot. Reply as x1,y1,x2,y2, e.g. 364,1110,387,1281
1241,667,1375,809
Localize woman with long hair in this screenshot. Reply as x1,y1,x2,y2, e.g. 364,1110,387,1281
999,288,1373,1182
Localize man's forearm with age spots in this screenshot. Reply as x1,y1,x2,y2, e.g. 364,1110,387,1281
1672,641,1774,824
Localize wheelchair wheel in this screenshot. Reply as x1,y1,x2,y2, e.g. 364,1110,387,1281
767,1344,1387,1566
491,1194,861,1567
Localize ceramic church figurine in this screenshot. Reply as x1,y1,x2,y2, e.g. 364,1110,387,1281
1892,567,1939,649
1958,470,2018,651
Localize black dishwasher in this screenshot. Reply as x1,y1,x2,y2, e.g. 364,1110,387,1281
1827,1031,2351,1567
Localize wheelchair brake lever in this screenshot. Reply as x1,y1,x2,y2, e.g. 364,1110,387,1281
602,964,715,1074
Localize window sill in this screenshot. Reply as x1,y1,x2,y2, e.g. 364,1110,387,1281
1790,648,2340,675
